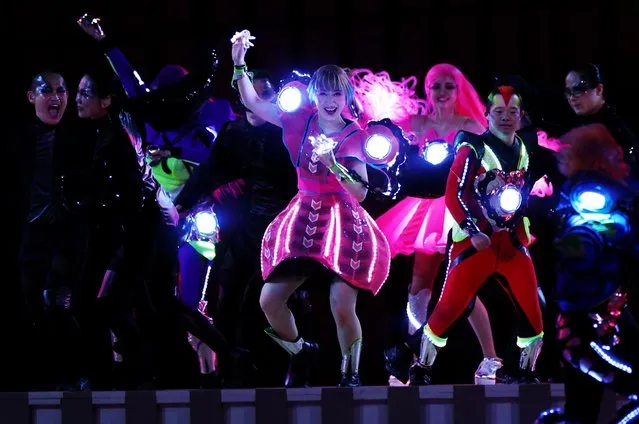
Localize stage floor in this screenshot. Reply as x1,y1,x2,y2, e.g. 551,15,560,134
0,384,622,424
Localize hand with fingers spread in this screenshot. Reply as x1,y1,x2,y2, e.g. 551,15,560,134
230,30,255,66
77,13,106,41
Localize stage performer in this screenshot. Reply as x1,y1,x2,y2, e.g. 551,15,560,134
231,30,401,387
175,69,303,387
409,84,545,385
365,64,500,383
535,124,639,424
75,14,244,388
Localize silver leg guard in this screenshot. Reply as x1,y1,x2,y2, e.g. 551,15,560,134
418,331,439,367
520,337,544,372
339,338,363,387
341,338,362,377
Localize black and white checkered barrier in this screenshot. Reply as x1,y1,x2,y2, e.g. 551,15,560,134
0,384,622,424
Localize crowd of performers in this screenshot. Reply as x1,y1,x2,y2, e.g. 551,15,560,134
11,16,639,423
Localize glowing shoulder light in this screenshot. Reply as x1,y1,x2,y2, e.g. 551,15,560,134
365,134,392,161
498,186,522,213
194,211,218,236
277,86,302,112
423,141,450,165
576,190,607,212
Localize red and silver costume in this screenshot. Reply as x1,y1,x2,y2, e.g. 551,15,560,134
410,127,545,384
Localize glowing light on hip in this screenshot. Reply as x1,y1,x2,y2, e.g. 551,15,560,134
194,211,218,235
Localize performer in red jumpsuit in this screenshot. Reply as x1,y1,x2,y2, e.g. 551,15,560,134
410,85,545,385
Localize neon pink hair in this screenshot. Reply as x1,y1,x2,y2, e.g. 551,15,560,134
349,69,427,124
424,63,487,128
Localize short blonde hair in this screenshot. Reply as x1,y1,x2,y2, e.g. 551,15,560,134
307,65,355,107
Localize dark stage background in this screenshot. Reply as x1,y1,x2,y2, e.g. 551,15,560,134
12,0,639,120
6,0,639,388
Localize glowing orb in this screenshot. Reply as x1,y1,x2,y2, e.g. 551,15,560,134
576,191,607,212
194,211,218,236
498,186,522,213
423,141,450,165
365,134,392,161
277,86,302,112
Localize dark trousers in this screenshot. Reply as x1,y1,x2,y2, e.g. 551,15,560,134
19,217,89,388
211,214,309,387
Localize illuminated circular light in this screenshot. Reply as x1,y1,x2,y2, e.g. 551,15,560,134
277,86,302,112
576,190,607,212
194,211,218,235
365,134,392,160
498,186,522,213
423,142,450,165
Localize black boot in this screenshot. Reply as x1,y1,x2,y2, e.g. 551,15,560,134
408,363,433,386
408,330,440,386
285,341,319,388
265,328,319,387
384,343,414,384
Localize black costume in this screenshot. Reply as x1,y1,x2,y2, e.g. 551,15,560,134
176,117,301,386
18,115,89,389
73,12,253,387
536,172,639,424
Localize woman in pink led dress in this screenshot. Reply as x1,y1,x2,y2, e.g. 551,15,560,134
231,30,398,388
375,64,503,383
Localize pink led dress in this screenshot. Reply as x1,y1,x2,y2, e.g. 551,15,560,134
261,92,392,295
376,128,458,256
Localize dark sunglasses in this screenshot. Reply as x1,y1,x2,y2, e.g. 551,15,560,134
564,81,593,98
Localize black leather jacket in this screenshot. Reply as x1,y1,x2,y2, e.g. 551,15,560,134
61,110,158,224
176,118,297,220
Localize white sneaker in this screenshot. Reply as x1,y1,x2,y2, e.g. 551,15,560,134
389,375,409,386
474,357,503,385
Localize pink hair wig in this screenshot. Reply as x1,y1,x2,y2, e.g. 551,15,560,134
349,69,428,124
424,63,487,128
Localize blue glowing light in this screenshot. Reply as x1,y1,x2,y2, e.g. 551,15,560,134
422,141,451,165
570,183,614,218
577,191,607,211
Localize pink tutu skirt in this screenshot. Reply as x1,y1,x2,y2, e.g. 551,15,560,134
376,196,453,257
